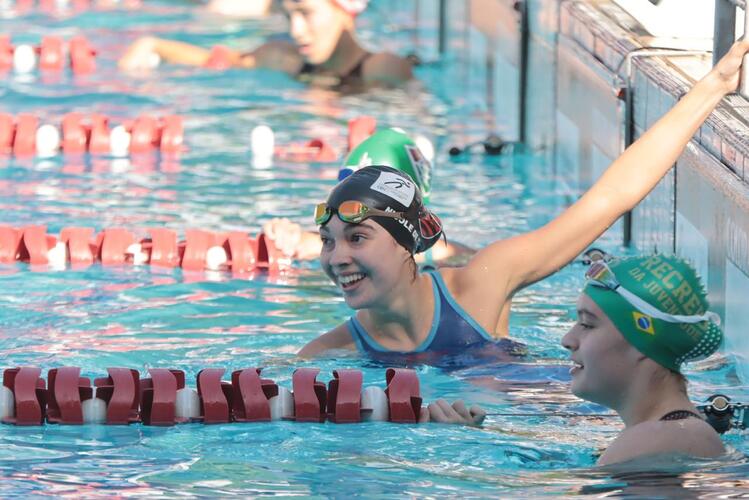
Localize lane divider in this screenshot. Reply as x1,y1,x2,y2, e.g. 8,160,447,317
0,225,287,273
250,115,377,165
0,35,96,75
0,113,184,157
2,0,141,15
0,366,423,425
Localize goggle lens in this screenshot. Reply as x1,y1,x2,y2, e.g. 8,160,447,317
314,203,332,225
337,200,369,223
314,200,403,226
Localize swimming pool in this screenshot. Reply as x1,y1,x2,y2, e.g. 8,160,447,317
1,1,748,496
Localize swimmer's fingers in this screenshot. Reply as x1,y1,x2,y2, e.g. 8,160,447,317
418,406,430,424
263,218,301,257
452,400,485,426
427,400,450,423
437,399,473,425
711,38,749,93
429,400,485,426
451,400,472,421
436,399,462,423
469,405,487,426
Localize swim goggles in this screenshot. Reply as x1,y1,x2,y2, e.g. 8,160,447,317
585,261,721,325
314,200,405,225
314,200,443,240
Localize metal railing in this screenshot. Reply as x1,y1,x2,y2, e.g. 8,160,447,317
714,0,749,96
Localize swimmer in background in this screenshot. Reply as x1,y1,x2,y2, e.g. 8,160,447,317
431,255,726,466
296,40,749,363
264,128,474,263
119,0,413,89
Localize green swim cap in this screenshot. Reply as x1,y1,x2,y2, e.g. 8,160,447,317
341,128,432,203
583,255,723,373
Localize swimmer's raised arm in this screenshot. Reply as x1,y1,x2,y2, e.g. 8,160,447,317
459,39,749,303
118,37,247,70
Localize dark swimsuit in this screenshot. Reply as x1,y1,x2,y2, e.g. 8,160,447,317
298,50,373,90
346,271,526,368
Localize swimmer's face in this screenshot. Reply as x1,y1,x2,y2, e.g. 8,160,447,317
320,217,410,309
562,294,644,410
283,0,352,64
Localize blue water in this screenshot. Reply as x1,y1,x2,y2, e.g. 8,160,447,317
0,1,747,496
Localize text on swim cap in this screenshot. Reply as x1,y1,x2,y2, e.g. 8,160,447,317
626,256,708,341
384,206,419,245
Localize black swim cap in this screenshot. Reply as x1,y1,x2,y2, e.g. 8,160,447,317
325,165,442,254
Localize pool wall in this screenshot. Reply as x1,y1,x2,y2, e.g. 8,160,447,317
413,0,749,383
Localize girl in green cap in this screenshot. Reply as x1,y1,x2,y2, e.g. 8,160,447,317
562,255,724,465
264,128,473,263
298,38,749,363
429,255,725,465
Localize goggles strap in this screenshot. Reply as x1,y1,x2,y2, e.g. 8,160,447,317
616,286,721,326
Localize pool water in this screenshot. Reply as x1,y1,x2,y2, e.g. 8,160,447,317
0,1,747,496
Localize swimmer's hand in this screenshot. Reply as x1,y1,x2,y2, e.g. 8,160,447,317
425,399,486,426
119,37,160,71
263,218,322,260
708,38,749,94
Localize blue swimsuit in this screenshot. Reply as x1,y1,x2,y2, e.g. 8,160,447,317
346,271,526,368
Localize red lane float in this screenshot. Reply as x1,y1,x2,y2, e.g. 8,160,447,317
93,368,140,424
386,368,422,423
0,112,184,157
0,367,423,426
0,36,96,75
252,115,377,164
12,0,142,14
0,225,284,273
46,366,93,425
231,368,278,422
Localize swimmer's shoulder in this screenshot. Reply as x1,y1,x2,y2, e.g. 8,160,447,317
360,52,413,86
244,40,305,74
598,417,725,466
297,323,356,358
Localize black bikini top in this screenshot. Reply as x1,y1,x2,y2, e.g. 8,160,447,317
660,410,702,421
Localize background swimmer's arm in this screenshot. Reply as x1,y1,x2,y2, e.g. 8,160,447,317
598,420,725,466
263,219,322,260
118,37,245,70
297,323,356,358
360,53,413,86
461,39,749,299
414,240,474,264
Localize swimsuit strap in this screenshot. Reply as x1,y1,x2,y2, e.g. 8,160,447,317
660,409,702,421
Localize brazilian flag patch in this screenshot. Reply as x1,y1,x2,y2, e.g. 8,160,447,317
633,312,655,335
